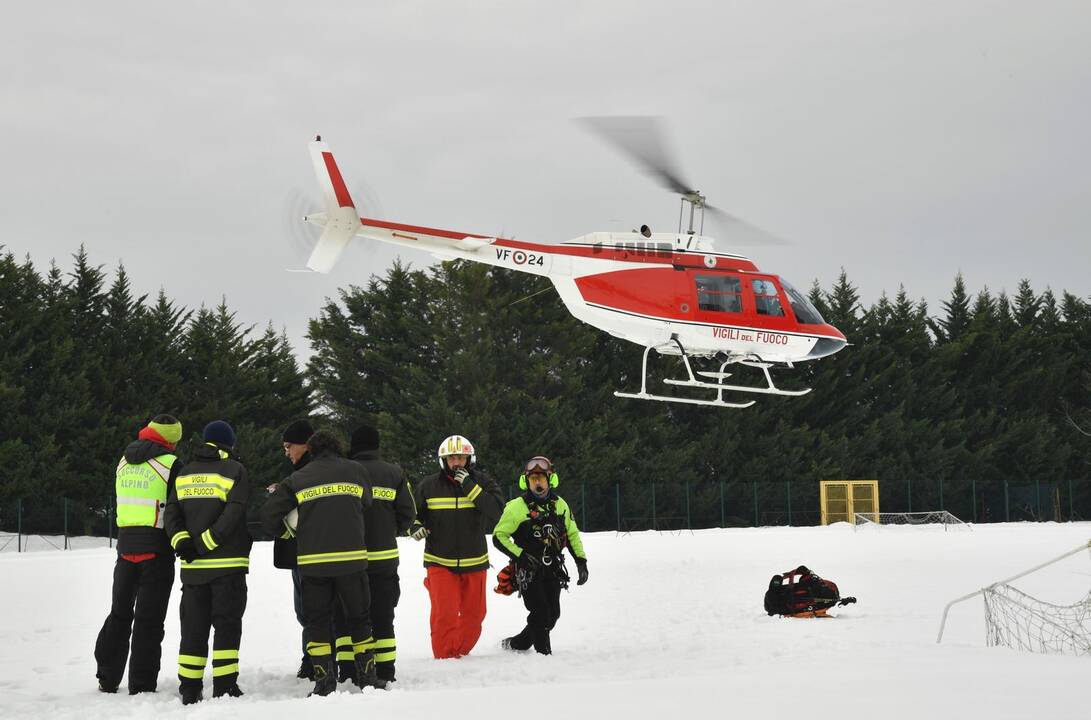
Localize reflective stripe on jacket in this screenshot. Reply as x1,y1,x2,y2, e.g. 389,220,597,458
260,451,373,577
414,468,503,573
351,449,416,572
163,442,252,584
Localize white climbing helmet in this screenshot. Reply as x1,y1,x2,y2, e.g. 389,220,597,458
437,434,476,469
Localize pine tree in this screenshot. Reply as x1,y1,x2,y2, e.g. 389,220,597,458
970,287,996,331
822,269,861,337
931,273,971,343
1013,279,1040,327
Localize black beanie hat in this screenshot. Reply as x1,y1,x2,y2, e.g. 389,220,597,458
203,420,236,449
282,419,314,445
350,425,380,452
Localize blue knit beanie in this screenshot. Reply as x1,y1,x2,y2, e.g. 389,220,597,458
203,420,236,449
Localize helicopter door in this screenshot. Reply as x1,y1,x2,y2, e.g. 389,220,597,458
692,273,745,323
748,277,797,335
751,278,786,318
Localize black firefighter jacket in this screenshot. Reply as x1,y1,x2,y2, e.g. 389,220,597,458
116,438,181,556
261,450,373,577
272,451,309,569
414,467,503,573
351,449,416,572
163,442,252,585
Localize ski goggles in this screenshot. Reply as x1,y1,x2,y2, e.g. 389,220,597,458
524,457,553,475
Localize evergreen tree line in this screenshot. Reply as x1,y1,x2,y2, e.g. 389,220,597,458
0,248,310,535
306,261,1091,529
2,247,1088,536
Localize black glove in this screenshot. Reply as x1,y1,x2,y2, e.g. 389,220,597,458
575,558,589,586
453,467,471,489
175,537,198,563
518,552,540,572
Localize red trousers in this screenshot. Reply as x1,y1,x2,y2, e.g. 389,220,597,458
424,566,487,659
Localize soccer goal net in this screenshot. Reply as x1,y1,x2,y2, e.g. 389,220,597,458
853,510,970,531
937,540,1091,656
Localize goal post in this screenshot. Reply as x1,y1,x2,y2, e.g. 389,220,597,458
853,510,970,531
936,539,1091,654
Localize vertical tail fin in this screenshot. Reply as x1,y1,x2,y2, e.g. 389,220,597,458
304,136,361,273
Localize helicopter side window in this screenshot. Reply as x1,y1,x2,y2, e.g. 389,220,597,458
696,275,742,313
752,279,785,317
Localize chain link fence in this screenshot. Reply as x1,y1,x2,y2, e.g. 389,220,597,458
2,477,1087,552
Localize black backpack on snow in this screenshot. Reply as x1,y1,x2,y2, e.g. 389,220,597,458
763,565,856,617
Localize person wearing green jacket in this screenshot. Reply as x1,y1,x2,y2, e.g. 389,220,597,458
492,456,588,655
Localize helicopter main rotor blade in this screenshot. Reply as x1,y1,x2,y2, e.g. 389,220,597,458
576,116,695,196
704,205,787,247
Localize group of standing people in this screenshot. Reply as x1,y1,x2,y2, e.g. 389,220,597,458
93,417,589,704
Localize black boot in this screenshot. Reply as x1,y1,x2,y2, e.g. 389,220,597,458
353,650,387,690
213,680,244,698
531,625,552,655
309,659,336,697
376,662,396,684
337,659,355,684
180,683,203,705
97,680,118,694
297,654,314,680
502,626,533,652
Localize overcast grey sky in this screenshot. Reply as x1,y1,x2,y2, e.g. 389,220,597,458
3,1,1089,359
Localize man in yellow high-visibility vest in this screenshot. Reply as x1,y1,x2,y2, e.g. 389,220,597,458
94,414,183,695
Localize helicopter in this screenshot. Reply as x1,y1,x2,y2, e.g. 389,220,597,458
299,121,847,408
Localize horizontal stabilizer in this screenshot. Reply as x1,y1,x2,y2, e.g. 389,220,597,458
307,219,358,273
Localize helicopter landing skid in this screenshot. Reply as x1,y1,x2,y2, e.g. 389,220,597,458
614,339,810,407
664,357,812,397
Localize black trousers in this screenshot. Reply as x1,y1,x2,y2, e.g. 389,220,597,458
509,572,562,655
94,553,175,692
368,568,401,680
177,574,248,690
302,572,372,669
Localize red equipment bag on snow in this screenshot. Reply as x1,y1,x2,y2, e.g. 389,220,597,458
763,565,857,618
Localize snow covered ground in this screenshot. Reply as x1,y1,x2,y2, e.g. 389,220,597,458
1,522,1088,719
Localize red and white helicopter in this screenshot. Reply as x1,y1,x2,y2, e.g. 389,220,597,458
300,122,846,408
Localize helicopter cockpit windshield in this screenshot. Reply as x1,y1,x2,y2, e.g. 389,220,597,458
778,278,825,325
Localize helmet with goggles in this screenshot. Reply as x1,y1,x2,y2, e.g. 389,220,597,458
519,455,559,490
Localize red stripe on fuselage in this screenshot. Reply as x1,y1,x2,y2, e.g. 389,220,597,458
358,217,759,269
322,152,355,208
